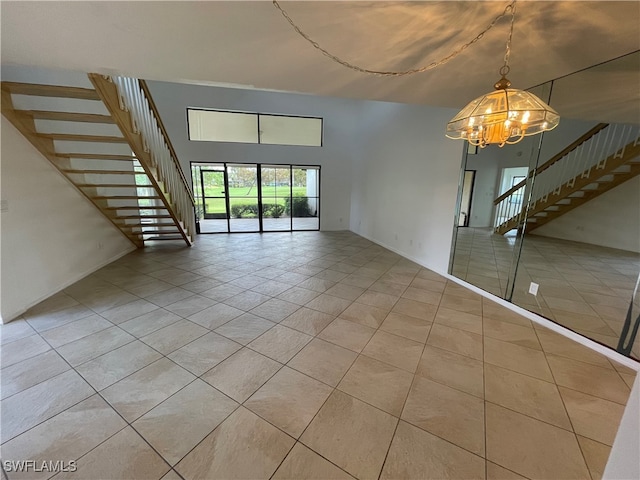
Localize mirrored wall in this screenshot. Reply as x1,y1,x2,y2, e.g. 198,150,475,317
450,51,640,358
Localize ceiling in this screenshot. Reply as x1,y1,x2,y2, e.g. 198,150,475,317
2,1,639,117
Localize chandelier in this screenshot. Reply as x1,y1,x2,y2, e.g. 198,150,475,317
445,2,559,147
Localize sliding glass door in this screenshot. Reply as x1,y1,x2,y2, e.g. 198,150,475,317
192,162,320,233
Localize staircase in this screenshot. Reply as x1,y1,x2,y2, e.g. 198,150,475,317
1,74,195,248
494,123,640,235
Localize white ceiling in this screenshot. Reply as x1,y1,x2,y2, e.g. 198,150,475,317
1,1,639,117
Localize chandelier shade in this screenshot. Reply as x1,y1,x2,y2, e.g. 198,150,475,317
446,82,560,148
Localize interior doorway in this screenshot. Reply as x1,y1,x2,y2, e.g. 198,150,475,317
459,170,476,227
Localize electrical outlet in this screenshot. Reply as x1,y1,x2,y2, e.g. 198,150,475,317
529,282,539,295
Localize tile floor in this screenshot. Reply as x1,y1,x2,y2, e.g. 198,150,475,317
1,231,637,480
452,227,640,357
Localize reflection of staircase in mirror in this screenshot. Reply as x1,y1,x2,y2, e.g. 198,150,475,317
494,123,640,235
1,74,195,248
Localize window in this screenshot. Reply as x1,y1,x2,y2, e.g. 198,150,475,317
187,109,322,147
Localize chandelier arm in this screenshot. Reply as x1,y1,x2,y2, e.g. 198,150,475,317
272,0,517,77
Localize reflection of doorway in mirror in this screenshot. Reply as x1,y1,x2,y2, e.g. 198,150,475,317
494,167,528,228
459,170,476,227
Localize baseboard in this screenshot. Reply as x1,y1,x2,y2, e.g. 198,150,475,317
1,245,137,324
351,229,640,371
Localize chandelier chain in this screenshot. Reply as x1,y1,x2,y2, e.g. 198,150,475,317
272,0,517,77
501,0,517,77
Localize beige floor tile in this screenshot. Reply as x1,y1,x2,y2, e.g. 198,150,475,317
280,307,335,335
245,367,332,437
202,348,282,402
356,291,399,310
305,293,352,316
317,318,376,352
368,280,408,297
118,309,182,338
551,310,619,337
76,340,163,391
145,287,194,308
24,304,94,333
486,462,528,479
248,325,312,363
39,314,111,348
0,334,51,368
380,311,432,343
164,295,216,318
176,407,294,480
168,332,241,375
0,319,36,345
486,402,590,479
101,358,195,422
300,390,398,480
380,420,485,480
324,283,366,301
298,277,336,293
160,470,182,480
416,345,484,398
402,376,485,456
546,355,631,404
577,435,611,480
288,338,358,386
401,286,443,305
439,293,483,316
251,279,292,297
214,313,275,345
101,299,160,324
140,319,208,355
1,395,126,480
427,323,483,361
224,290,271,311
133,379,238,465
341,274,377,289
187,303,244,330
409,276,447,293
391,298,438,322
482,317,541,350
559,387,626,446
535,327,614,369
1,350,69,400
340,302,389,328
57,326,136,367
362,330,423,373
338,355,413,416
620,372,636,389
278,286,321,305
272,442,353,480
434,306,483,335
250,298,301,322
484,337,553,382
485,363,572,429
55,427,170,480
199,283,245,302
1,370,94,443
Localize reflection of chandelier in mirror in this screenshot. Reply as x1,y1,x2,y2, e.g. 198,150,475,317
445,2,560,147
272,0,559,148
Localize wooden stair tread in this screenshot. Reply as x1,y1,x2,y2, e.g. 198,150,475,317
114,215,173,219
76,184,143,188
104,206,168,210
63,169,138,175
56,153,137,161
18,110,115,124
91,195,162,200
40,133,127,143
2,82,100,100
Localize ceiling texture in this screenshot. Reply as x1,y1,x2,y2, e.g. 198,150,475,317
1,1,639,118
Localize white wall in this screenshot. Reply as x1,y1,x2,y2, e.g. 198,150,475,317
146,81,361,231
603,375,640,480
0,118,135,323
349,101,463,273
532,176,640,253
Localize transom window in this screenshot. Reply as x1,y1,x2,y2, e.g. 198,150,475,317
187,109,323,147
